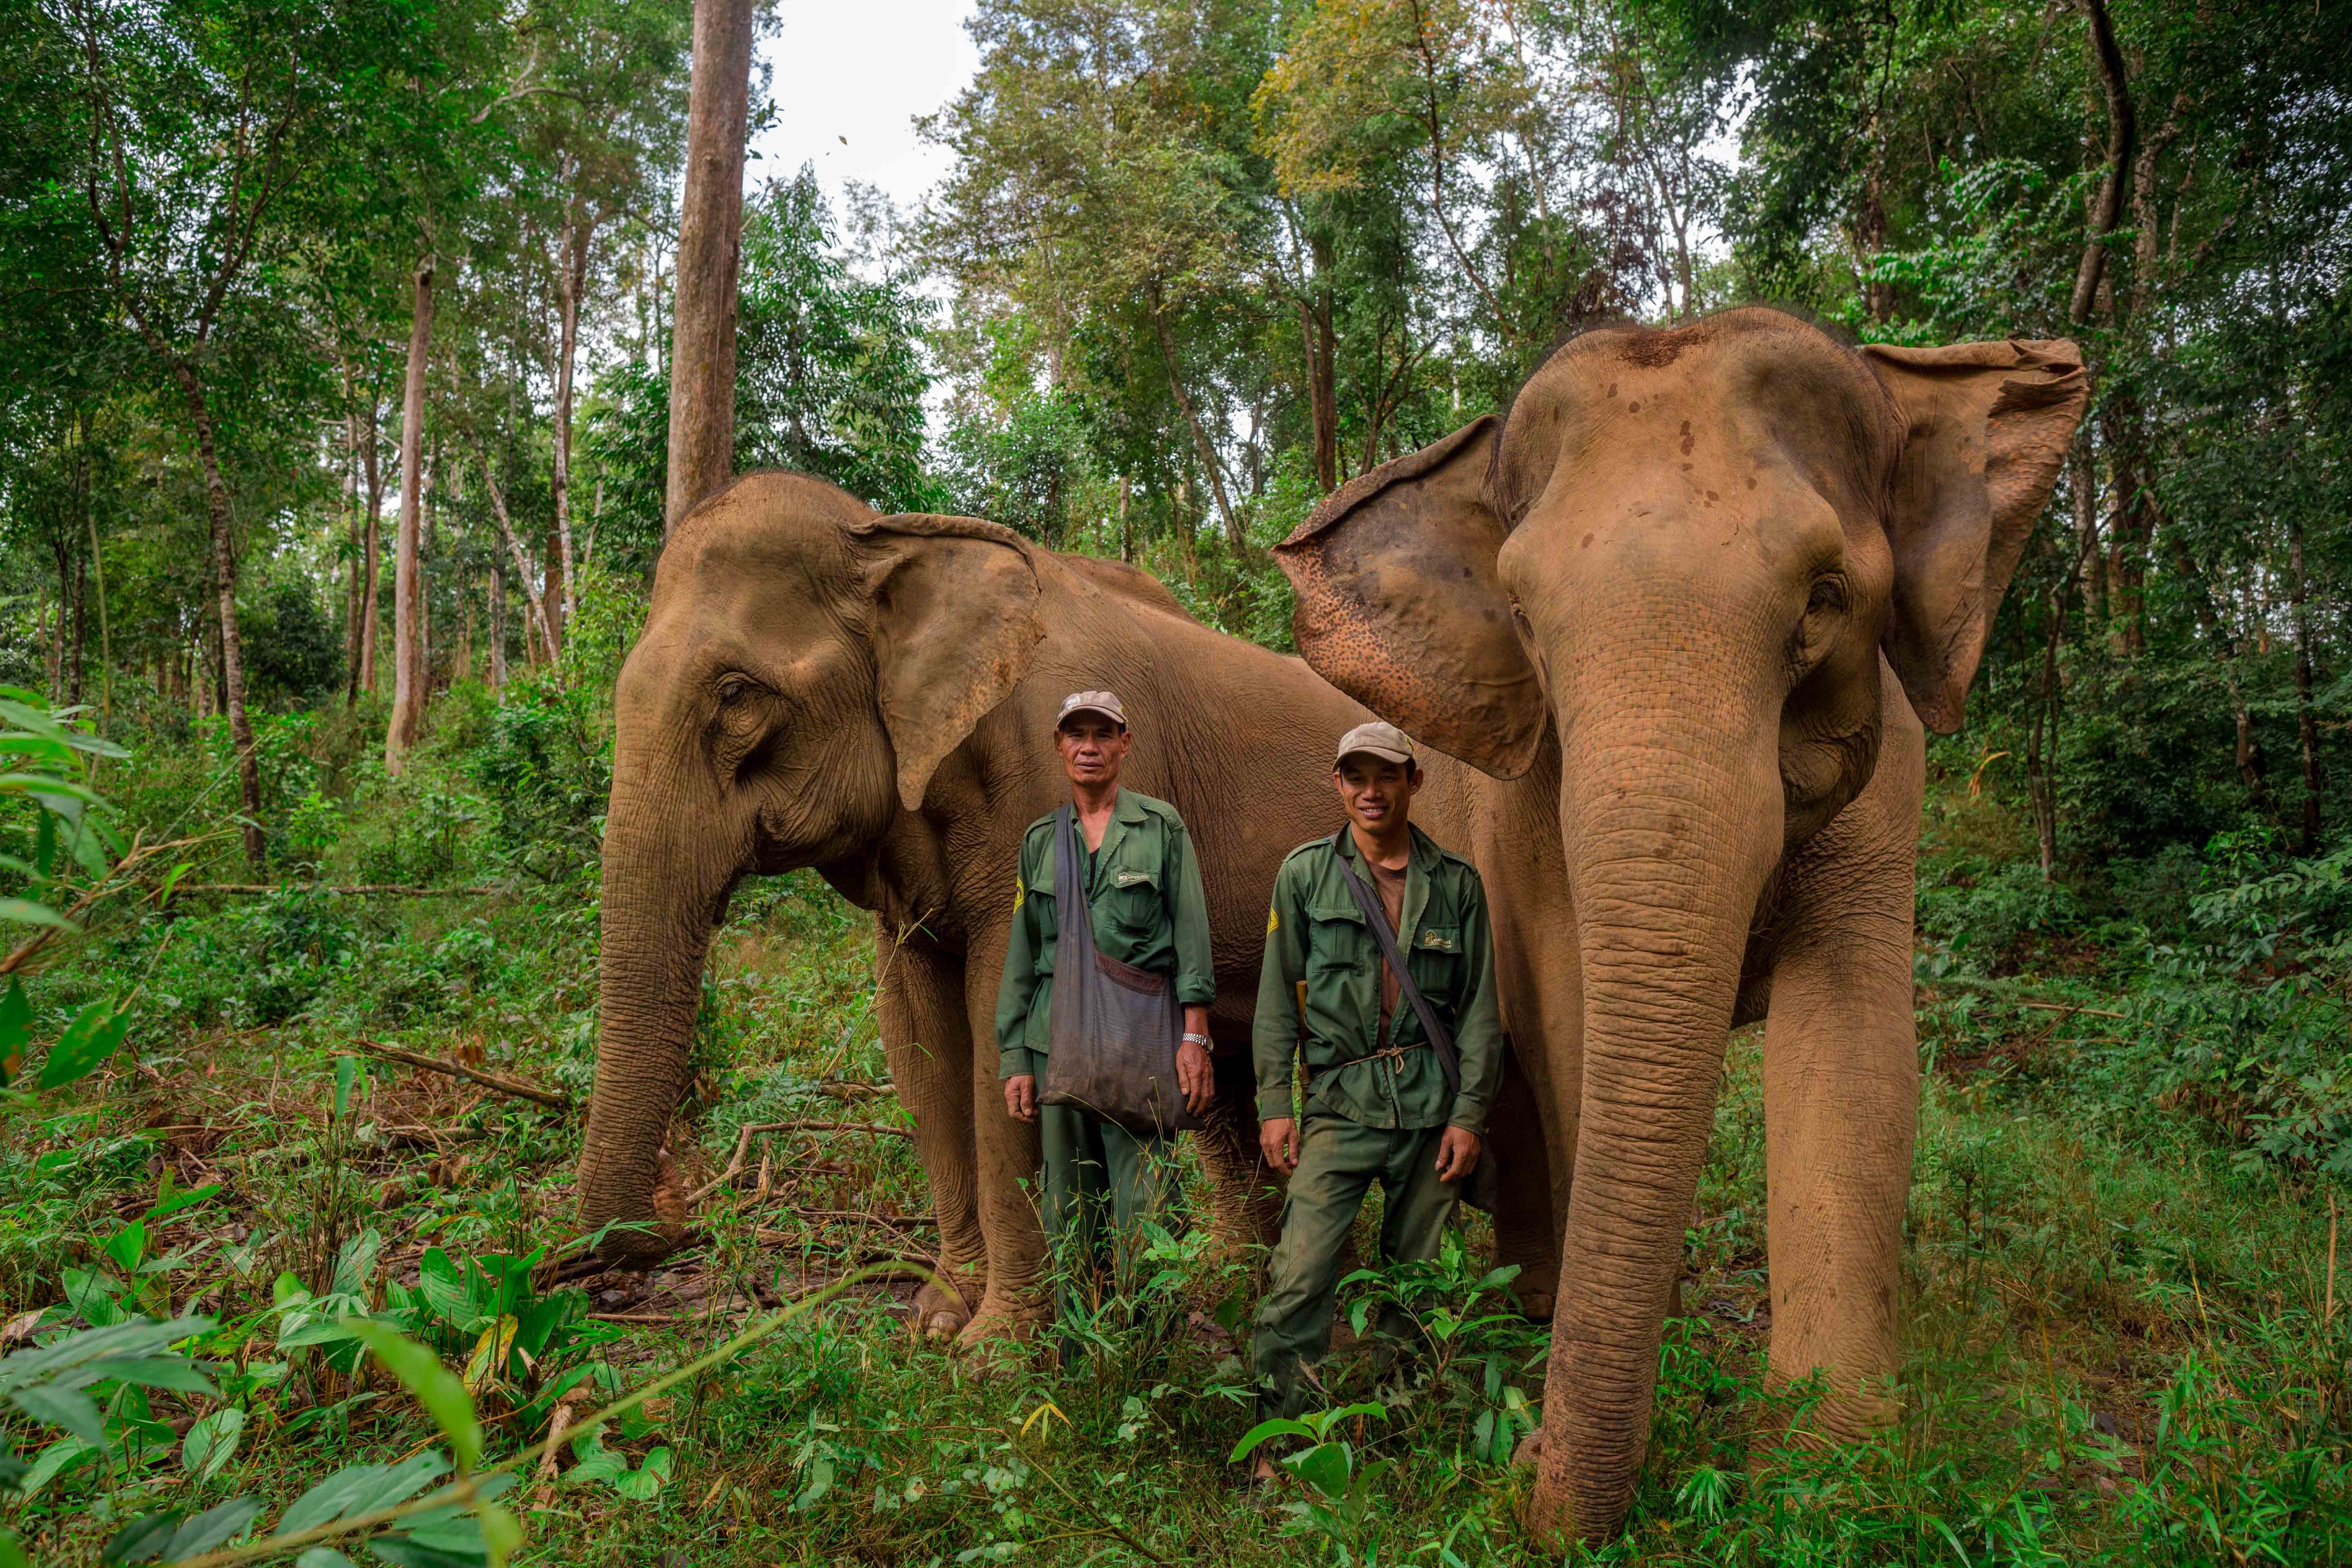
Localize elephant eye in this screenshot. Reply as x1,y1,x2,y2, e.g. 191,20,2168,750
1805,577,1845,618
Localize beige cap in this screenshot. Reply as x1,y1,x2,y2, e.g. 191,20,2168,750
1335,720,1415,768
1056,690,1128,730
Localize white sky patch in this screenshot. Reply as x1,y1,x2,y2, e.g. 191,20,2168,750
749,0,980,210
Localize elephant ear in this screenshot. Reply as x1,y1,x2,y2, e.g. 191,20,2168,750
1274,416,1545,779
1862,339,2090,734
853,513,1045,811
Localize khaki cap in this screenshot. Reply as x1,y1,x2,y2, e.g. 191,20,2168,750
1056,690,1128,729
1335,720,1415,768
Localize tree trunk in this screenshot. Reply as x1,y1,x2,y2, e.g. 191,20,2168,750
479,453,560,666
664,0,755,533
355,398,384,704
1152,305,1249,558
342,399,363,698
387,257,434,773
2170,536,2272,816
2069,0,2136,325
177,374,264,866
69,553,86,707
552,190,590,642
2099,392,2152,655
1302,236,1339,493
2289,512,2322,855
2025,582,2065,880
489,556,507,689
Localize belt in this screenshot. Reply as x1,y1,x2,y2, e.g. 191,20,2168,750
1306,1039,1427,1082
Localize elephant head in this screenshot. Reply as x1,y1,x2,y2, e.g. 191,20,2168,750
1274,309,2087,1537
577,472,1043,1264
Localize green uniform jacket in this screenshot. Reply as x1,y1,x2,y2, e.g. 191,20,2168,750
995,788,1217,1081
1251,824,1502,1138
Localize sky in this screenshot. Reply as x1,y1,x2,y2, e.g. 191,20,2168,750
748,0,981,216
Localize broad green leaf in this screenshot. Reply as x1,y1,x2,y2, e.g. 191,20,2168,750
15,1436,94,1499
104,1221,147,1273
0,1528,31,1568
182,1406,245,1481
612,1446,672,1501
295,1552,362,1568
37,998,133,1091
331,1230,381,1299
159,1497,261,1560
77,1356,218,1396
344,1321,481,1472
414,1250,474,1330
1288,1441,1352,1499
11,1383,105,1446
0,1315,213,1391
277,1452,450,1535
365,1538,483,1568
100,1511,180,1564
334,1054,358,1121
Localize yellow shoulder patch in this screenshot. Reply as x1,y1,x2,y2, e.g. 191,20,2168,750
1266,904,1279,934
1013,872,1025,911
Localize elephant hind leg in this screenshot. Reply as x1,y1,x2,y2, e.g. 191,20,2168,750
1194,1048,1282,1271
1484,1041,1559,1321
876,922,986,1339
956,922,1051,1341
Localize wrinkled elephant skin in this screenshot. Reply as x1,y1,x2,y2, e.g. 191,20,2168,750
1275,309,2089,1540
576,474,1502,1343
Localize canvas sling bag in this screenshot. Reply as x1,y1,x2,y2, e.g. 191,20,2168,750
1038,804,1204,1136
1327,830,1503,1213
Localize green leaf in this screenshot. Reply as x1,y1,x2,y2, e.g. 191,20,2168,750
100,1511,181,1564
37,998,133,1091
182,1407,245,1481
295,1552,363,1568
334,1054,359,1121
80,1356,219,1396
1287,1441,1352,1499
278,1452,450,1535
104,1221,147,1273
612,1446,672,1501
476,1501,521,1568
1227,1416,1316,1462
160,1497,261,1560
414,1250,474,1330
0,1528,32,1568
0,980,33,1086
0,898,71,931
344,1322,481,1472
15,1436,94,1499
11,1383,105,1446
145,1184,222,1224
365,1538,484,1568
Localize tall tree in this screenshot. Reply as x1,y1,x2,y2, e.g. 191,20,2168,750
664,0,756,532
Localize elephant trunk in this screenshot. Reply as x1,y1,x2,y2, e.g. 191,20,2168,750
577,751,737,1266
1530,691,1784,1541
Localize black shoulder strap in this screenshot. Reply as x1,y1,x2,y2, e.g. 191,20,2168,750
1327,830,1461,1094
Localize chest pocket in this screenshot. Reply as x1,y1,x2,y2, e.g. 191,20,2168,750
1305,898,1372,981
1101,865,1163,940
1407,923,1463,1003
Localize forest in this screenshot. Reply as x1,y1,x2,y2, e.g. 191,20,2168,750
1,0,2350,1561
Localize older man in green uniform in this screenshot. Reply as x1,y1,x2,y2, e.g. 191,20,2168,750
1247,721,1501,1461
998,690,1218,1350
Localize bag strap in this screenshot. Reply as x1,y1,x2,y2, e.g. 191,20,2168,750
1055,805,1092,961
1327,829,1461,1095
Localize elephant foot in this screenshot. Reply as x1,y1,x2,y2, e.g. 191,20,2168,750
955,1296,1048,1350
1511,1430,1543,1468
1514,1289,1555,1323
911,1274,977,1341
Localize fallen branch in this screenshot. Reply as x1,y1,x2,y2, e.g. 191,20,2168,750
589,1263,936,1327
175,883,501,897
348,1042,569,1111
689,1119,915,1204
2017,1000,2127,1021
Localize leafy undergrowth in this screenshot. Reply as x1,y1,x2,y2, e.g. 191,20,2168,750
2,708,2351,1564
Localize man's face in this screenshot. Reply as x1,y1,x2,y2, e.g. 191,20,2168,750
1335,754,1418,835
1056,715,1131,788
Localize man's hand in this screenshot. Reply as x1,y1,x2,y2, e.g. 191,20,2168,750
1434,1126,1481,1183
1176,1040,1214,1115
1005,1074,1038,1123
1260,1116,1300,1173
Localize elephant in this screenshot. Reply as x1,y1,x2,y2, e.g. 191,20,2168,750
1273,308,2088,1540
573,469,1514,1342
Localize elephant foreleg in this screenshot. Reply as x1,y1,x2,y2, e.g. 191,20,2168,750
875,921,985,1338
1757,718,1923,1443
957,919,1049,1342
1192,1045,1281,1274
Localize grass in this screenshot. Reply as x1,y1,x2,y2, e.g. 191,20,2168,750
3,694,2351,1565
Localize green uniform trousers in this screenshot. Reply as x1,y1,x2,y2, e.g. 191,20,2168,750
1040,1102,1177,1338
1252,1117,1459,1419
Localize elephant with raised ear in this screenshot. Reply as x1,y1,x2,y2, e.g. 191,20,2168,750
1274,308,2089,1541
576,470,1494,1341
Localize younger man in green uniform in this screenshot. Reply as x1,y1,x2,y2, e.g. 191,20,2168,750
997,691,1218,1348
1248,722,1501,1464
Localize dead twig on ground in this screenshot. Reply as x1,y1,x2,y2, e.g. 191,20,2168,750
348,1042,569,1111
174,883,502,897
590,1262,935,1326
690,1119,915,1204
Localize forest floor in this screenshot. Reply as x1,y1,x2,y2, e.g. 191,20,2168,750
4,709,2348,1566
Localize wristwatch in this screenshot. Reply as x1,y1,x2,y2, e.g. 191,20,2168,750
1180,1033,1211,1047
